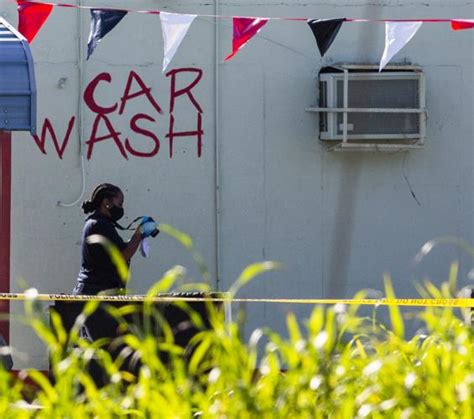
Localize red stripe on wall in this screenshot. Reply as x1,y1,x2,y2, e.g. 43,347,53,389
0,132,11,343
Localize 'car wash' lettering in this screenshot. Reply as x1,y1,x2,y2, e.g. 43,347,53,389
32,68,204,160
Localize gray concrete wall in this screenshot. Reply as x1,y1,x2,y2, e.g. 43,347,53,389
2,0,473,369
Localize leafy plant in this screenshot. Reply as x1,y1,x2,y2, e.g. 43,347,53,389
0,231,472,418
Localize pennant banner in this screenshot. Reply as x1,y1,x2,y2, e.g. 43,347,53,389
87,9,128,60
11,1,474,64
160,12,197,73
451,19,474,30
17,1,54,43
12,2,474,23
225,17,268,61
307,18,345,57
379,22,423,71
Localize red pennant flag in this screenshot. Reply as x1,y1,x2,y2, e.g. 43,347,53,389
17,1,54,43
225,17,268,61
451,19,474,30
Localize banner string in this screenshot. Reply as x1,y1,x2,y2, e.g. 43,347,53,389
12,1,472,22
0,292,473,307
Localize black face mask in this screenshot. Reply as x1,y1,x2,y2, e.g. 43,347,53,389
109,205,124,222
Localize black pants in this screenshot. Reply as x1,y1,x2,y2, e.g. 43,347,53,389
72,283,118,342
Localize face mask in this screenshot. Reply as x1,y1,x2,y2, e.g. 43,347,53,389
109,205,124,222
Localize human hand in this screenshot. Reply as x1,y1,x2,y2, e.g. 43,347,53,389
138,216,159,238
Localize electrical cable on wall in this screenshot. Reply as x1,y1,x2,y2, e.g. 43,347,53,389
57,0,87,207
403,154,421,207
57,155,86,207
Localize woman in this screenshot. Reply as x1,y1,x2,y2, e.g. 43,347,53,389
73,183,149,295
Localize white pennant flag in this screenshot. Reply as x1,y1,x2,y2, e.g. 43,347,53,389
160,12,197,72
379,22,422,72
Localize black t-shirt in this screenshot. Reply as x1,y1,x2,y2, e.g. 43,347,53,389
76,212,127,293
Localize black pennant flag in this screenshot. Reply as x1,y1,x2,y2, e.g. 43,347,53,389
87,10,128,60
307,18,345,57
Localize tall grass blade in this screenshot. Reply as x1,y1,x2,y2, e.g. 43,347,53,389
383,274,404,339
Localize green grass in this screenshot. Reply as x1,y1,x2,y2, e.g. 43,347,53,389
1,272,472,418
0,228,472,418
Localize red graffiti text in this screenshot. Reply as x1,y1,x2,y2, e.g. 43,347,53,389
33,68,204,160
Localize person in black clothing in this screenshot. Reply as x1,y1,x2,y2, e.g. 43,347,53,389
71,183,158,352
73,183,149,296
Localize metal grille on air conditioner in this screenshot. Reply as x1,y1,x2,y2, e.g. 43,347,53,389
306,65,427,152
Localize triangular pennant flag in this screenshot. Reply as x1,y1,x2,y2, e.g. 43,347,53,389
17,1,54,43
160,12,197,73
379,22,422,72
225,17,268,61
87,9,128,60
307,18,345,57
451,19,474,30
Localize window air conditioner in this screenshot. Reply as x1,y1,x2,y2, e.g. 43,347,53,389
307,65,426,151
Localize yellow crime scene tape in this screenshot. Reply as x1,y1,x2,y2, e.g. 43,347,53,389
0,292,473,307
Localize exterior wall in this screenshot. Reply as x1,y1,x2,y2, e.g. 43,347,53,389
1,1,472,369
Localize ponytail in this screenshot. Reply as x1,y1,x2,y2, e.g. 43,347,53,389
82,183,122,214
81,200,96,214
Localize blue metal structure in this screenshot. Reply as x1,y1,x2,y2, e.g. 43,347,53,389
0,18,36,134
